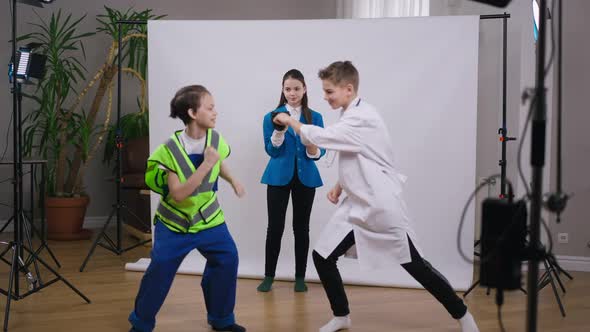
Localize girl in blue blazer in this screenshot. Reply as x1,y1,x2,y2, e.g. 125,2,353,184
259,69,326,292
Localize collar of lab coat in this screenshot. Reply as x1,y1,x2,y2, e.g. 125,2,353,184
341,96,361,115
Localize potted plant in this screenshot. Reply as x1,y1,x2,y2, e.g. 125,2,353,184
66,7,164,176
21,7,163,240
103,102,149,174
20,10,96,240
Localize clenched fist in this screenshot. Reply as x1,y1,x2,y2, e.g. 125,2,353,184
204,146,220,166
273,113,291,126
327,184,342,204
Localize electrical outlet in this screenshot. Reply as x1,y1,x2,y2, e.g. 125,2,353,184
557,233,569,244
479,177,497,186
478,177,497,198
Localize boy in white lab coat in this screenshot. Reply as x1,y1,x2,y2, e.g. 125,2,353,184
272,61,479,332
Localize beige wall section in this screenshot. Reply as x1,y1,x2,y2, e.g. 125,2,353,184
0,0,338,219
431,0,531,252
549,0,590,258
432,0,590,260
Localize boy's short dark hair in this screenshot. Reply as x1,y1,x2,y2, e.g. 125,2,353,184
318,61,359,92
170,85,210,125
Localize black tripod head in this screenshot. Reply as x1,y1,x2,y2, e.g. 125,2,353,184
544,191,569,216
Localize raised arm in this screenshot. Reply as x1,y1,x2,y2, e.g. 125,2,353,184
274,112,362,153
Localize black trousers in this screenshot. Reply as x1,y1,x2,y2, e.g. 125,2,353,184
312,231,467,319
265,175,316,278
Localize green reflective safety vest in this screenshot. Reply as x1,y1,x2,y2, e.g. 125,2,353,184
145,129,230,233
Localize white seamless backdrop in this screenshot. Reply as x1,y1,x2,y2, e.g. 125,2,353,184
126,16,480,290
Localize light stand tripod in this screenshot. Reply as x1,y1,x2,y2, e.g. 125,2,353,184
0,160,61,271
79,20,151,272
464,3,572,324
1,2,91,330
462,12,527,298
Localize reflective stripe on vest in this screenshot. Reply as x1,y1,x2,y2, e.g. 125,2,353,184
156,195,221,229
165,139,193,180
194,131,220,194
164,130,221,196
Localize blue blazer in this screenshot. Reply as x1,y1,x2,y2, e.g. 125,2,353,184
261,105,326,188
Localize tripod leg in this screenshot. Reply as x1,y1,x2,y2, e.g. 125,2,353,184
543,259,566,317
538,270,551,290
554,260,574,280
0,245,12,261
119,206,152,251
558,266,574,280
22,213,61,268
4,245,18,332
463,279,480,298
21,215,43,286
79,208,116,272
548,260,567,294
20,245,91,304
42,244,62,269
100,231,118,251
0,217,14,234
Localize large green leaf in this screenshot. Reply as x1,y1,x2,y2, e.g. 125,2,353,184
18,9,94,196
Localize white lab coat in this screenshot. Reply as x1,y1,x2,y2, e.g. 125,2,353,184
299,97,422,270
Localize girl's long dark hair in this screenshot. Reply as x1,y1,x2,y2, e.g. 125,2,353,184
277,69,312,124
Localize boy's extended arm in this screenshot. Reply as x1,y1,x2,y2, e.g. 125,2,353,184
275,113,362,153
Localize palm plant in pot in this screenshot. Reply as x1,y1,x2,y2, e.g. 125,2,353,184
20,10,96,240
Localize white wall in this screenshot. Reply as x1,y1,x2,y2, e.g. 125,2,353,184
127,16,481,290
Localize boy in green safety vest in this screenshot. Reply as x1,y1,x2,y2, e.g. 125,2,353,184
129,85,247,332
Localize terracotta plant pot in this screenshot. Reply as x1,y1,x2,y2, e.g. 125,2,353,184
45,195,92,241
123,136,149,174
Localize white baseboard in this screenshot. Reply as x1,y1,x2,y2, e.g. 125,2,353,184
0,215,112,232
522,256,590,272
438,255,589,273
555,255,590,272
83,216,110,229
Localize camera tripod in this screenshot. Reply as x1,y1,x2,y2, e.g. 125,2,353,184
79,19,151,272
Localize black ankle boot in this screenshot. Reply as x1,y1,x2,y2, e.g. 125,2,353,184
212,323,246,332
